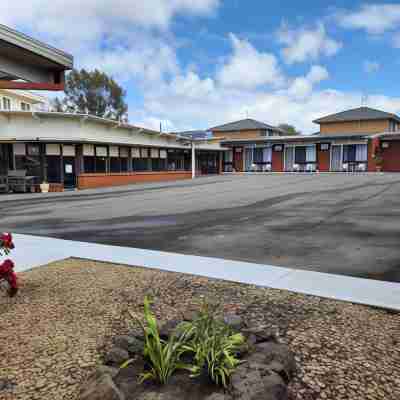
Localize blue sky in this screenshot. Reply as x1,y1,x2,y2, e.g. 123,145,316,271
1,1,400,133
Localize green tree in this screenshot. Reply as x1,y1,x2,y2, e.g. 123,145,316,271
278,123,301,136
52,69,128,122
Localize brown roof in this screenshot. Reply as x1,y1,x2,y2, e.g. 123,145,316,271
314,107,400,124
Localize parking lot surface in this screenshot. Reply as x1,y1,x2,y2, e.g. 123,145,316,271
1,173,400,282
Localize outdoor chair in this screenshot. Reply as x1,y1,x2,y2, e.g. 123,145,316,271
356,163,367,172
0,175,8,193
293,163,300,172
306,163,315,172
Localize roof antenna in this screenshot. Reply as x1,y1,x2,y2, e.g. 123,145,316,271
160,121,162,133
361,94,368,107
246,110,249,119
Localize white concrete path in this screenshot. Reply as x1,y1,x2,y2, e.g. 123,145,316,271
9,233,400,311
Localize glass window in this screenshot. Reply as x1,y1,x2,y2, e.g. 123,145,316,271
2,97,11,110
84,157,95,173
355,144,368,162
21,102,31,111
295,147,306,164
253,148,263,163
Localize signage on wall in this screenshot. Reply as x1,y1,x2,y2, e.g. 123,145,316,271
273,144,283,152
382,142,390,149
320,143,330,151
235,148,242,153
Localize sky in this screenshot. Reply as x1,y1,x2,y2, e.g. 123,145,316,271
2,1,400,134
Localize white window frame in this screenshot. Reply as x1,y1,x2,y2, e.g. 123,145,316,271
2,97,11,110
21,102,31,111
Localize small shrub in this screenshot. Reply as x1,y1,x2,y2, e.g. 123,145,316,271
180,302,245,387
122,296,192,385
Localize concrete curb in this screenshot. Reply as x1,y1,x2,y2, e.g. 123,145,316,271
10,233,400,311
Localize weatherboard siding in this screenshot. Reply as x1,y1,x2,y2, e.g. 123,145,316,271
320,120,390,135
212,130,265,140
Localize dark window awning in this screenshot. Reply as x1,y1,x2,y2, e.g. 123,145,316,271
0,24,73,91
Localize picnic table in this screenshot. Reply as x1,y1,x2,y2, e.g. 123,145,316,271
7,170,37,193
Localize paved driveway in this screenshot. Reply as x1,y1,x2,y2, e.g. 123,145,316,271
1,173,400,282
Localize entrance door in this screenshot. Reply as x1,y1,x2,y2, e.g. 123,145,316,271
63,157,76,188
331,145,342,171
233,148,243,172
284,146,294,171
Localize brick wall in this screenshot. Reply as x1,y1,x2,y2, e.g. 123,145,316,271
77,171,192,190
382,141,400,172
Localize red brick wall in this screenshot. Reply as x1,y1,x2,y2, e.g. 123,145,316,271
272,148,284,172
317,146,330,172
367,140,377,172
382,141,400,172
77,171,192,190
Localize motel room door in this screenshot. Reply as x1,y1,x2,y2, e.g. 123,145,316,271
233,148,243,172
63,157,76,188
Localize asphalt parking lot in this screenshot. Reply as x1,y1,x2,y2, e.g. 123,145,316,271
1,173,400,282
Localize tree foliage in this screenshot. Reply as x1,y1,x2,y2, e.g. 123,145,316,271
52,69,128,122
278,123,301,136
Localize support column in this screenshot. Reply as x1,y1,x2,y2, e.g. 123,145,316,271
191,142,196,179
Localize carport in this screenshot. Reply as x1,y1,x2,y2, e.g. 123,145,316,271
0,24,73,191
0,23,73,91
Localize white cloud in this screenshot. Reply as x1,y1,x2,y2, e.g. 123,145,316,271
0,0,220,37
138,75,400,133
217,34,286,89
363,60,381,74
337,4,400,35
288,65,329,99
277,22,342,64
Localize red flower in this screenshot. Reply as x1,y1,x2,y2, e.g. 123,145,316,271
0,259,14,275
0,233,14,249
0,259,18,297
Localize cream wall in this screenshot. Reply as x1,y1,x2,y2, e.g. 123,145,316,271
0,89,47,112
0,112,224,151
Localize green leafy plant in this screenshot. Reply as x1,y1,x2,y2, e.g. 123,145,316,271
180,302,245,387
122,296,192,385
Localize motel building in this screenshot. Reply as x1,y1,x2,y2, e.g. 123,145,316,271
0,90,225,191
212,108,400,173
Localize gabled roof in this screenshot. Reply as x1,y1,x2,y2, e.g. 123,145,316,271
314,107,400,124
210,118,282,132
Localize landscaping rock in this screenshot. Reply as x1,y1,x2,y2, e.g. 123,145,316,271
104,347,130,366
90,366,119,380
253,342,296,381
204,394,231,400
114,335,143,355
223,314,243,330
159,319,181,339
80,373,125,400
230,361,287,400
242,325,277,344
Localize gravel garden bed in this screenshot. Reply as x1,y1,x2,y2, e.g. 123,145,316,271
0,258,399,400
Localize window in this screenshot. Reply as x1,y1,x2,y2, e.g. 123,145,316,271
167,149,185,171
15,143,42,179
2,97,11,110
133,148,150,171
295,146,316,163
21,102,31,111
253,148,263,163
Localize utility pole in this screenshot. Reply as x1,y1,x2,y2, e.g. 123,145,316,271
191,141,196,179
